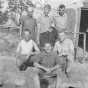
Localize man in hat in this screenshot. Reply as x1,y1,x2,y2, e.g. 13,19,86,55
54,4,67,32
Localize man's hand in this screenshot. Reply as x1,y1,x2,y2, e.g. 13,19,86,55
49,65,60,72
34,63,40,67
46,68,51,73
48,27,53,32
34,63,51,72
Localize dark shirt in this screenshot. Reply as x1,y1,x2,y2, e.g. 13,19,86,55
21,15,37,32
40,28,58,47
31,51,61,68
21,15,37,41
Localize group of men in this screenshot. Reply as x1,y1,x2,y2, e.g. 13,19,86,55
20,3,67,47
16,2,74,88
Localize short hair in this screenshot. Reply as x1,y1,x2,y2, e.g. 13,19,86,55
44,4,51,10
23,29,31,34
59,4,65,9
50,26,56,30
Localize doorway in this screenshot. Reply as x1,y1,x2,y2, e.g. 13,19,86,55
78,8,88,51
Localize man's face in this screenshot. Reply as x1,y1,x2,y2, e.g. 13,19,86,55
27,7,34,17
24,31,31,41
44,7,50,16
44,43,52,53
27,11,33,17
58,33,65,42
58,7,65,16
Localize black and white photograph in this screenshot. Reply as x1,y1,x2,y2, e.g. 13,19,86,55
0,0,88,88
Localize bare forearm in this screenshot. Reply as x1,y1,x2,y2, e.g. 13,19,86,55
50,65,60,72
34,63,49,71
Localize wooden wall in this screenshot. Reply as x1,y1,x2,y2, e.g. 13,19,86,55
66,8,81,41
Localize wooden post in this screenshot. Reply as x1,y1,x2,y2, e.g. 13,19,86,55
19,24,22,39
83,33,86,60
74,8,81,60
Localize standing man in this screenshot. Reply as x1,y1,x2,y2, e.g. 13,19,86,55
20,4,37,43
37,4,53,48
16,29,40,67
54,4,67,32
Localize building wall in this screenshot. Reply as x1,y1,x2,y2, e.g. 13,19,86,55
66,8,81,41
66,8,76,39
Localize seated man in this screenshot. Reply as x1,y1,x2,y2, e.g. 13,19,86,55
53,32,74,72
31,43,66,88
16,29,40,66
16,29,40,88
53,32,74,88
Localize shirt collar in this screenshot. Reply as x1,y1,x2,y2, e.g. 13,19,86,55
42,50,52,56
57,13,66,17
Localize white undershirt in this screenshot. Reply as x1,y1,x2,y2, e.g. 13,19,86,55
16,39,40,55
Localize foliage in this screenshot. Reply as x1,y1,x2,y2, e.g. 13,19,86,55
0,11,8,24
8,0,35,12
